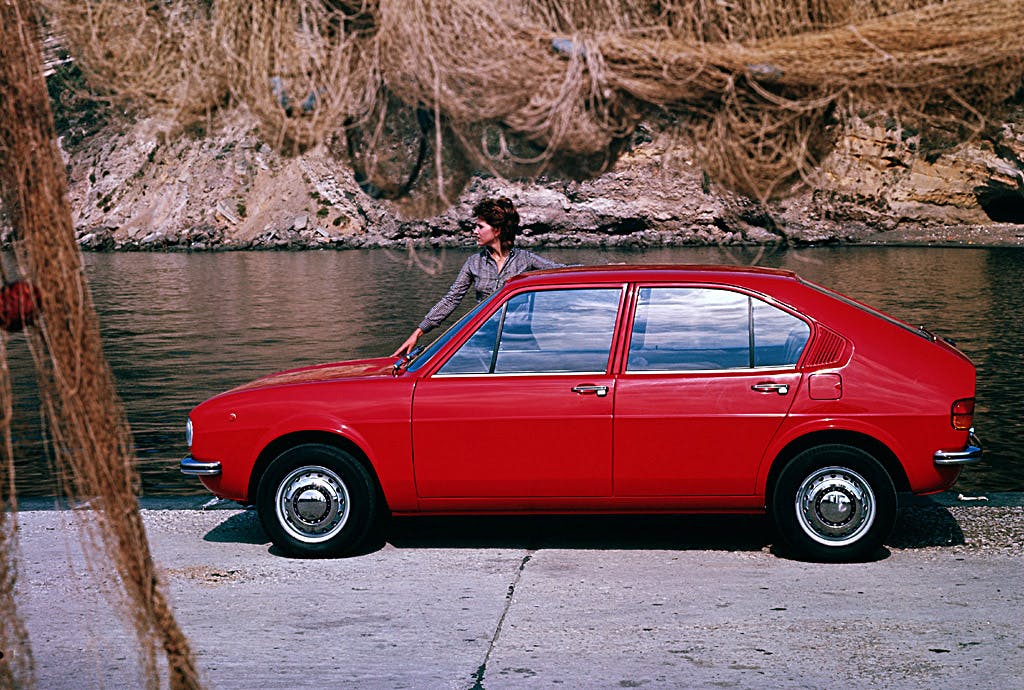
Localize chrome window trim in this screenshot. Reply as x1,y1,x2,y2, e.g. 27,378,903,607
431,284,625,378
620,365,798,375
433,369,610,379
625,285,810,374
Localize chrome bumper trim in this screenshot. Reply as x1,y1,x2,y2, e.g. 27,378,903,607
180,456,222,476
934,433,983,466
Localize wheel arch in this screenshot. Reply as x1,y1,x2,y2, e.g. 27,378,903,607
764,429,910,502
247,431,385,507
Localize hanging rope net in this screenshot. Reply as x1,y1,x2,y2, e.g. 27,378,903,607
1,1,199,687
0,1,1022,684
39,0,1024,212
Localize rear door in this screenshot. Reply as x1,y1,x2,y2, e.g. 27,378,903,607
613,286,810,496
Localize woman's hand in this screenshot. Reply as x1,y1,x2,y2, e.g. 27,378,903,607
392,328,424,357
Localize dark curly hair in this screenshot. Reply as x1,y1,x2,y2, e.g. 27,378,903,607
472,196,520,251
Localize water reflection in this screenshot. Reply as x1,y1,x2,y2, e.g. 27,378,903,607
2,246,1020,496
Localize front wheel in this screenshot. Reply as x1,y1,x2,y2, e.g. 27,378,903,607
256,443,378,557
770,444,896,562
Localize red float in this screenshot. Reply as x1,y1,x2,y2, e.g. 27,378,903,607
0,280,40,332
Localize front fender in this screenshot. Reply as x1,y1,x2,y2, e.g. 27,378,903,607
255,413,377,468
246,410,416,510
192,391,416,508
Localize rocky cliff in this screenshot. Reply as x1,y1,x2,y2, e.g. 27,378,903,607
5,100,1024,251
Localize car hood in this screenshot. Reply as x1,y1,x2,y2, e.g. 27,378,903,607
228,357,397,393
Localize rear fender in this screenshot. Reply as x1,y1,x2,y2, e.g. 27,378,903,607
757,419,910,498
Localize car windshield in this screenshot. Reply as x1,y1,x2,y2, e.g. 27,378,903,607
405,292,501,373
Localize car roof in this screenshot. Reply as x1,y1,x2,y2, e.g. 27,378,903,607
505,263,801,288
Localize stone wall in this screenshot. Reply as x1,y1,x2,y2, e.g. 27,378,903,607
4,104,1023,250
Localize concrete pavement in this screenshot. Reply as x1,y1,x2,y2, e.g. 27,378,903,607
9,495,1024,689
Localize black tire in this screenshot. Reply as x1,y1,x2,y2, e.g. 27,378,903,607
770,444,897,562
256,443,378,558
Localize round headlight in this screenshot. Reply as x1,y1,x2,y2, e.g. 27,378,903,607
186,418,193,448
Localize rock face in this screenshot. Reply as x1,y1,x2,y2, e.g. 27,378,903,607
4,104,1023,250
800,111,1024,231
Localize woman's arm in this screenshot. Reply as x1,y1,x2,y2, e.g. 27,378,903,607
393,327,424,357
393,257,475,356
521,250,579,271
524,251,565,270
418,258,474,332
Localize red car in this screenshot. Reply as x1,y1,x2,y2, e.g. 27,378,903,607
182,265,981,561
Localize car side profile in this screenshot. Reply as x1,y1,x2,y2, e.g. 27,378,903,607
182,265,981,561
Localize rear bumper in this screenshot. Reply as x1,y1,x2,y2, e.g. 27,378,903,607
180,456,222,476
933,431,983,466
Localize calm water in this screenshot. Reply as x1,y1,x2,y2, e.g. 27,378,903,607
3,245,1022,496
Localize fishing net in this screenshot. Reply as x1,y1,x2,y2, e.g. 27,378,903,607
40,0,1024,211
0,1,1022,686
0,1,199,687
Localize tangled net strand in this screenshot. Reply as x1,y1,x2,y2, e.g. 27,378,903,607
42,0,1024,208
1,2,1019,685
1,1,200,687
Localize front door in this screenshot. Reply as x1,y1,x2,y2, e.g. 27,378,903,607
412,287,623,498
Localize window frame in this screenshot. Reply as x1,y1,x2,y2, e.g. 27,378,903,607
621,283,812,375
406,291,501,373
429,284,628,378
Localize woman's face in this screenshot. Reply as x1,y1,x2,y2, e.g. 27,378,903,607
474,218,501,249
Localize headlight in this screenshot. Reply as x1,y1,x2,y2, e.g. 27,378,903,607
186,418,193,448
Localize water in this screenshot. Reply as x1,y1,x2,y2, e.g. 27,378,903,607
3,245,1021,496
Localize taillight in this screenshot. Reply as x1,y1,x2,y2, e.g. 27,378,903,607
951,398,975,430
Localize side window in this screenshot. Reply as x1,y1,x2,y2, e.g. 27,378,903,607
753,299,810,367
626,287,809,372
437,308,502,374
438,288,621,375
628,288,749,371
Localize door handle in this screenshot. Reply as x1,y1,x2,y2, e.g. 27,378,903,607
752,382,789,395
572,384,608,397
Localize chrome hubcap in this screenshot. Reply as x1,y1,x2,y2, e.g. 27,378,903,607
276,466,350,543
795,466,875,546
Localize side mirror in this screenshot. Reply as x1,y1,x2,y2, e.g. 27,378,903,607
392,345,424,374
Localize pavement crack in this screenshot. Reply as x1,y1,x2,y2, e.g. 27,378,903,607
469,550,534,690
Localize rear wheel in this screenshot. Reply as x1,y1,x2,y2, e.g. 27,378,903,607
256,443,378,557
770,444,896,562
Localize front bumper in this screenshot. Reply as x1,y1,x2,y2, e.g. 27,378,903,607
180,456,222,476
933,431,983,466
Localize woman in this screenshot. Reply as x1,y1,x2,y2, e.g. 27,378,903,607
393,196,565,356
